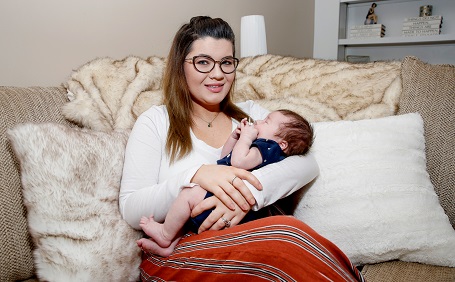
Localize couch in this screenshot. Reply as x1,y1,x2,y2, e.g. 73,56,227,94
1,54,454,282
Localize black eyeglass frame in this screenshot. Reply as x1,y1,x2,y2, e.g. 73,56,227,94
184,55,239,74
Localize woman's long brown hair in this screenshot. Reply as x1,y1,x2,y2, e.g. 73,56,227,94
163,16,248,163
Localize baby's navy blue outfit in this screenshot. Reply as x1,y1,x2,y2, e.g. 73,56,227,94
189,138,286,233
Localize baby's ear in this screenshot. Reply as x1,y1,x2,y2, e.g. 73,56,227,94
278,140,288,151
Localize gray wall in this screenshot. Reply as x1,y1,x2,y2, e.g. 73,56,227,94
0,0,314,86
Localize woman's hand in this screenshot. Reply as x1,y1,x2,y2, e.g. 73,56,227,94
191,164,262,211
191,195,250,233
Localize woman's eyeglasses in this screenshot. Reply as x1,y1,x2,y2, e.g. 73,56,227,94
185,55,239,74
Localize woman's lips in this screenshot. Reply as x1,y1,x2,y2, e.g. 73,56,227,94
206,83,224,93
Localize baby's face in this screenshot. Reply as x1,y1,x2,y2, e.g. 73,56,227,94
254,111,289,141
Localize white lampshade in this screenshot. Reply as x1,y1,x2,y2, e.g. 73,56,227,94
240,15,267,58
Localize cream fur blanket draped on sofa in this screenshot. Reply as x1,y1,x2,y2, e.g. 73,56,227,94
63,54,402,130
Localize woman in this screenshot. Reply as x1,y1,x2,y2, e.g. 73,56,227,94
120,16,364,281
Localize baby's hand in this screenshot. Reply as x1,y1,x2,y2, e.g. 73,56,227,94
239,120,258,141
239,118,248,126
231,118,249,139
240,117,254,126
231,121,243,140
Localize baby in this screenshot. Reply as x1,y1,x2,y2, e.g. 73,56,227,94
137,109,314,256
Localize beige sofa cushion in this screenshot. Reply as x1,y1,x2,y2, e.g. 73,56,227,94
362,260,455,282
397,56,455,228
361,56,455,282
0,87,72,281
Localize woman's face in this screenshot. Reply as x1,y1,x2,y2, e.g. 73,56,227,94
184,37,235,109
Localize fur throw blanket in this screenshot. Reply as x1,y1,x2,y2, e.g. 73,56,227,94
64,56,166,131
63,54,402,131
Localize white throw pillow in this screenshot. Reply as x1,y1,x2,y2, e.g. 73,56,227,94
7,123,142,282
293,113,455,267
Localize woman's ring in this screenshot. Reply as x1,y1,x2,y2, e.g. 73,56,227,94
231,176,238,185
221,217,231,228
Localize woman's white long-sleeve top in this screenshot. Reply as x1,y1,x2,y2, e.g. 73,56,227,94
119,100,319,229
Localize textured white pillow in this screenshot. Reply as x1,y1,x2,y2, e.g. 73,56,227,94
7,123,142,282
293,113,455,267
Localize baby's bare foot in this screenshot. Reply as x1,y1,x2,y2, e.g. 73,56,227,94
139,215,172,248
137,237,181,257
139,215,156,235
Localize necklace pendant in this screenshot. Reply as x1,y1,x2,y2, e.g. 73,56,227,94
208,123,212,127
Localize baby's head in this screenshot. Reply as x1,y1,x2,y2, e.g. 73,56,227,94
254,109,314,156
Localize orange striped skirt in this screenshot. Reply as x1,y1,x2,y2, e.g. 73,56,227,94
140,216,364,281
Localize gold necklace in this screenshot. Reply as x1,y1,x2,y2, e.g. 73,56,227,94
195,112,220,127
